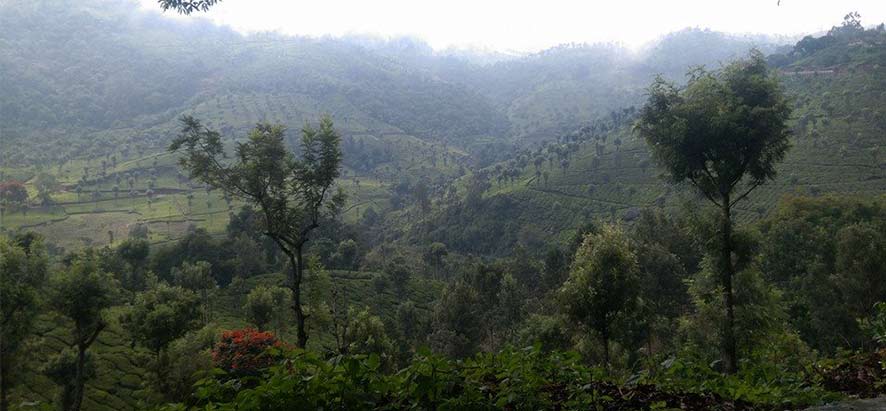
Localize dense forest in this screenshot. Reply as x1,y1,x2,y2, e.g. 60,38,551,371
1,1,886,410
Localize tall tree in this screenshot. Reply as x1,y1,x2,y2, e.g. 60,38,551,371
635,50,792,373
49,252,116,411
170,115,344,348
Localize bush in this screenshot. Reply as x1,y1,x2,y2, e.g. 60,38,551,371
169,346,839,410
212,328,283,377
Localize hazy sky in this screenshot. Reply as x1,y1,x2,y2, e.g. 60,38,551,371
138,0,886,52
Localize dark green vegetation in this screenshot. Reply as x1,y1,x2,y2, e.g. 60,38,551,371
2,1,886,409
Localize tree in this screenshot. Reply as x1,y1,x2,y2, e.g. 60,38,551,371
559,224,640,367
34,173,58,206
116,238,151,290
0,237,47,411
430,280,481,358
834,222,886,331
422,242,448,278
170,115,344,348
121,283,200,397
42,348,92,411
334,239,360,271
0,181,28,214
245,286,274,331
386,256,411,297
496,273,524,337
635,51,792,373
124,283,200,355
172,261,217,324
244,285,291,333
341,307,394,366
49,252,116,411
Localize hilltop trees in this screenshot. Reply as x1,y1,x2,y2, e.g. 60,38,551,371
170,115,344,348
635,50,792,372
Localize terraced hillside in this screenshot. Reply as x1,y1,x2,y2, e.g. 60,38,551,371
1,0,797,254
413,32,886,255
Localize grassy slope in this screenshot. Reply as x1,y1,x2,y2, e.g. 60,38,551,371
416,41,886,255
9,271,442,410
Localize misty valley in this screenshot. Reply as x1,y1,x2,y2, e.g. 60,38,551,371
1,1,886,410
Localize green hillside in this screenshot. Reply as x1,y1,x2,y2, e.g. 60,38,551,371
411,30,886,255
0,0,802,254
3,2,886,410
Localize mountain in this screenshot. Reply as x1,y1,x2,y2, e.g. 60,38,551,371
5,0,878,256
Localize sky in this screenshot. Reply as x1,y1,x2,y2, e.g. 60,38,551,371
138,0,886,52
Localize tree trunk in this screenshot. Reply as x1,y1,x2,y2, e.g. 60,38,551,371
71,343,86,411
290,248,308,348
721,200,738,374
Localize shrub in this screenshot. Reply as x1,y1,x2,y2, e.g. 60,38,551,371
212,328,283,377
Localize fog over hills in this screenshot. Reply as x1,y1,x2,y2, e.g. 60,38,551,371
3,1,886,410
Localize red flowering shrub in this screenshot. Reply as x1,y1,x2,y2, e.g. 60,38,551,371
212,328,283,376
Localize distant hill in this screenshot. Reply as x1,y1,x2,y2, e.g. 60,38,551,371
3,0,881,255
408,27,886,255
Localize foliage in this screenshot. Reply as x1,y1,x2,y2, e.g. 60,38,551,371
211,328,283,377
170,115,345,348
244,285,291,333
430,280,482,359
635,50,792,373
759,195,886,352
340,307,395,364
559,224,640,366
42,348,95,411
122,282,201,355
163,326,219,402
172,261,217,323
0,236,46,410
816,349,886,398
639,49,792,201
860,302,886,347
48,251,117,411
165,345,842,410
644,355,837,407
0,181,28,211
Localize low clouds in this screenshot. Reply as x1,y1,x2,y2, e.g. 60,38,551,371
139,0,886,52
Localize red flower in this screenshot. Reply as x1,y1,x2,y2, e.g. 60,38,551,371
212,328,284,376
